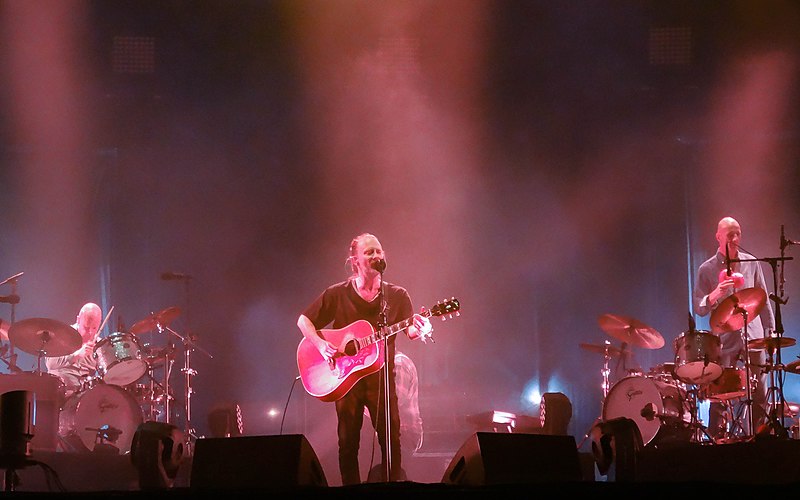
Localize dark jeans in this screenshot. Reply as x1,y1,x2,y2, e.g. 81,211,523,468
335,370,402,485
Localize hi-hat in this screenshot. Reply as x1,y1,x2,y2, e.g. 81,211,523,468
8,318,81,357
748,336,796,351
597,314,665,349
579,342,631,357
130,307,181,335
710,287,767,334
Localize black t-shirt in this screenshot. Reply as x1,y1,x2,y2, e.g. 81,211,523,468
302,279,414,371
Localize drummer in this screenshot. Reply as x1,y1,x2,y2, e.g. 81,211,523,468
692,216,775,440
45,302,102,399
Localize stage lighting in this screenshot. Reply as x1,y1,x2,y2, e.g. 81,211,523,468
130,421,184,490
539,392,572,435
207,403,243,438
590,417,642,481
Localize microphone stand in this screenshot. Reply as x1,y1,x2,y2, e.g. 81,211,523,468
730,251,792,437
376,268,392,482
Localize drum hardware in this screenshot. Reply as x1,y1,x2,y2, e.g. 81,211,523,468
158,322,212,457
750,336,796,439
710,288,769,439
577,339,633,449
0,271,23,373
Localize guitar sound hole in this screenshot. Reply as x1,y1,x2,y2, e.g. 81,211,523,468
343,340,358,356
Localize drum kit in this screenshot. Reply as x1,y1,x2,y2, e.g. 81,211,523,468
582,288,798,448
0,305,196,455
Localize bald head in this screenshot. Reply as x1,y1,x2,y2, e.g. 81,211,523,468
76,302,102,343
715,217,742,256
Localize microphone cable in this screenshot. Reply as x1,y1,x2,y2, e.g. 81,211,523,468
280,375,301,435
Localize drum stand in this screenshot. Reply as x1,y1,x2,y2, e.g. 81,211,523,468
577,340,613,449
161,324,212,457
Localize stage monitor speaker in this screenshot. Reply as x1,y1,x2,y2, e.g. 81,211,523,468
442,432,582,485
190,434,327,489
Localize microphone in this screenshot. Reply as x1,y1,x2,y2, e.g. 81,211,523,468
371,259,386,273
782,225,800,248
725,242,732,276
161,272,192,281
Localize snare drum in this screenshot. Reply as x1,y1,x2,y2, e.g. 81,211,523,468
93,332,147,386
674,330,722,384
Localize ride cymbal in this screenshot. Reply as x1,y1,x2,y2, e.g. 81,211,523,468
710,287,767,334
130,306,181,335
8,318,81,357
597,314,665,349
748,336,796,351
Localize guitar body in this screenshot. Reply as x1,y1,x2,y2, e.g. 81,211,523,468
296,320,385,402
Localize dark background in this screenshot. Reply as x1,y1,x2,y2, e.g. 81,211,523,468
1,0,799,484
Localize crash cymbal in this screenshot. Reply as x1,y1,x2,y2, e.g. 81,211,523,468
579,342,631,357
130,306,181,335
710,287,767,334
597,314,665,349
8,318,82,357
748,336,796,351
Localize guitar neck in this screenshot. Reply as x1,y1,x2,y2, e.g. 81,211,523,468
357,311,432,351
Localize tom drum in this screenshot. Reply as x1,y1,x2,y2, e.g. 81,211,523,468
674,330,722,384
93,332,148,386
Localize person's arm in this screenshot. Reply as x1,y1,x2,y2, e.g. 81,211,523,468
297,314,337,360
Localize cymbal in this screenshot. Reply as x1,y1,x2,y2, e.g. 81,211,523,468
748,336,796,351
579,342,631,357
130,306,181,335
597,314,665,349
710,287,767,334
785,360,800,375
8,318,82,357
0,318,9,341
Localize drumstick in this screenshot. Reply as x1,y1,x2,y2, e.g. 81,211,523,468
96,305,114,341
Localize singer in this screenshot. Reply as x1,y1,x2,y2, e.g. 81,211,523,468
692,217,775,442
296,233,432,485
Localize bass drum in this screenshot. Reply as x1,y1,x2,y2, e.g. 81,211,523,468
59,383,143,454
603,376,691,446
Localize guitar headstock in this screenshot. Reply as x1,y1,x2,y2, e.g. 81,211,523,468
429,297,460,320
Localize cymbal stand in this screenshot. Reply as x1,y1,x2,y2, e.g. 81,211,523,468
577,340,613,449
736,306,757,439
162,324,212,457
0,272,23,372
